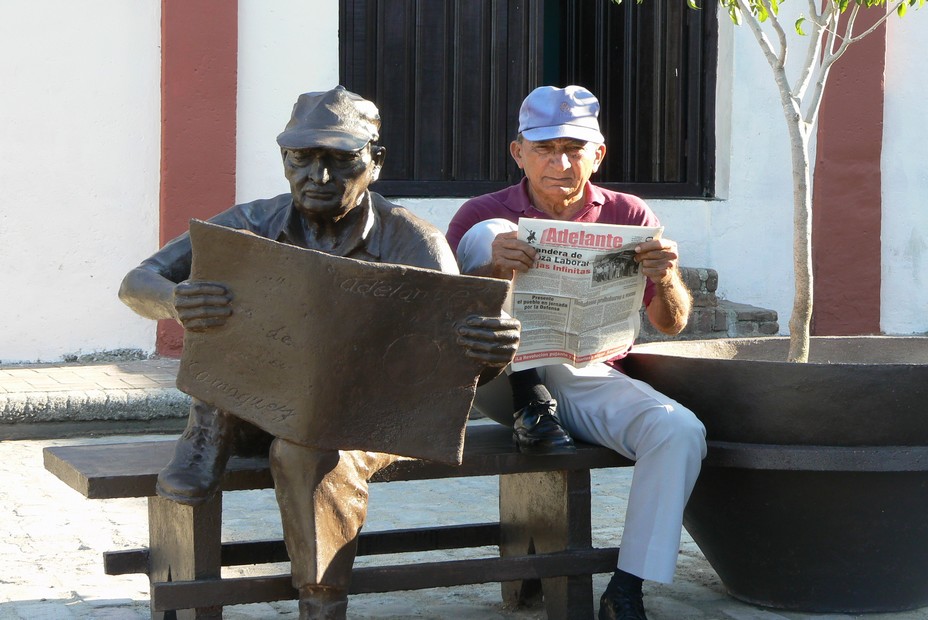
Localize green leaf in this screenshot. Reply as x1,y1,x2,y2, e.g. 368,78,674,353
729,3,743,24
898,1,908,14
795,15,807,35
688,0,701,9
753,0,769,21
719,0,743,24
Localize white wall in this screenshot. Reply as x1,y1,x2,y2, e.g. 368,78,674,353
653,12,798,328
656,10,928,337
236,0,341,204
0,1,161,363
882,13,928,335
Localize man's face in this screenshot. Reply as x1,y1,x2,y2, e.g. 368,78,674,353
282,144,384,220
510,137,606,218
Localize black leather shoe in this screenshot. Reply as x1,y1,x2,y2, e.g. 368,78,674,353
599,579,647,620
512,399,575,455
156,401,234,505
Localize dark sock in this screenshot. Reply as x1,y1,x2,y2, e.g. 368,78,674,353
508,369,553,412
608,568,643,594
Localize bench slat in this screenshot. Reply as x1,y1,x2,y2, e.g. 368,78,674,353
151,547,620,611
44,423,632,499
104,522,502,575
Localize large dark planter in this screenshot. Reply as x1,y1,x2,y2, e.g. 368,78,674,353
624,336,928,613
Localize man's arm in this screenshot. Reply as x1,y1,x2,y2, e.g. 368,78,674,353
398,219,520,384
636,238,692,335
468,232,536,280
119,265,233,333
645,269,691,335
118,266,180,321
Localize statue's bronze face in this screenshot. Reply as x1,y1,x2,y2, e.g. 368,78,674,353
282,144,384,221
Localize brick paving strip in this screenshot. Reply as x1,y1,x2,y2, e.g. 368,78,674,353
0,359,189,438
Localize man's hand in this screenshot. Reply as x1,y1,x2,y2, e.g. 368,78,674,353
636,237,692,335
456,315,521,368
484,232,536,280
173,280,233,332
634,238,681,286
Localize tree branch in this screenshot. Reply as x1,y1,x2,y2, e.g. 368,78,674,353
844,0,904,44
824,3,841,56
762,0,790,67
737,0,804,142
803,3,853,126
793,3,828,100
736,0,786,74
834,1,862,56
806,0,818,18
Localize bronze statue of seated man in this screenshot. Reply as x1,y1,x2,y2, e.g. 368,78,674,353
119,86,520,620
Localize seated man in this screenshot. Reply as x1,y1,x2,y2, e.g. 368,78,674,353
119,86,520,620
446,85,707,620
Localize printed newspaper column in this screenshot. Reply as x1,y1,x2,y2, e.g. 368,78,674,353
510,218,662,371
175,220,510,465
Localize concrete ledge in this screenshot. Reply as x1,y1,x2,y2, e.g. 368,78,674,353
0,387,190,424
0,358,189,438
1,418,188,441
0,387,190,440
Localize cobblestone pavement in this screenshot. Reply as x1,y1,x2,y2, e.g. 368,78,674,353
2,360,928,619
2,427,928,620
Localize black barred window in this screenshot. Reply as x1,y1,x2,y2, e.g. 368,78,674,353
340,0,717,198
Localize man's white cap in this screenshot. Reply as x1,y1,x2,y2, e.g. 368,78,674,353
518,85,605,144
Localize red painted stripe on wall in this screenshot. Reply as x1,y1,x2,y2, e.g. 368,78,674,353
157,0,238,356
811,8,885,336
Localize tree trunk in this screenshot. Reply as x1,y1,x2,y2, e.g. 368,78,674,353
785,113,813,363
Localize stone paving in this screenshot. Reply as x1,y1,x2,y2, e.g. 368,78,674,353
0,359,188,437
2,361,928,619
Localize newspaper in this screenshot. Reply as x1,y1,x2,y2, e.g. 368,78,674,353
510,218,662,371
175,220,510,465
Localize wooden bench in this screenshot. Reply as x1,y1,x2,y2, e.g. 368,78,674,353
44,422,633,620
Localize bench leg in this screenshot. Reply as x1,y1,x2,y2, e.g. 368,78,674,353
148,494,223,620
499,469,594,620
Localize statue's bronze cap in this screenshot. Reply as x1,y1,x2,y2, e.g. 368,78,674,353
277,86,380,151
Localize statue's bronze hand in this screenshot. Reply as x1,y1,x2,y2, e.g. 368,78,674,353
457,315,521,368
174,280,233,332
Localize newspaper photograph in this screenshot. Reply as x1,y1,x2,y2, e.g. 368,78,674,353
510,218,662,371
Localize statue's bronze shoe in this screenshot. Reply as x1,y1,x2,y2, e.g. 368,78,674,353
298,587,348,620
155,401,233,505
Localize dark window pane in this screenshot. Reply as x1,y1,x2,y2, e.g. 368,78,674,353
340,0,716,198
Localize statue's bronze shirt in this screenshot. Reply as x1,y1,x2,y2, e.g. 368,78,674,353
142,192,458,282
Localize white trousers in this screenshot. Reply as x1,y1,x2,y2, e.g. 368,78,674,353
461,219,707,583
